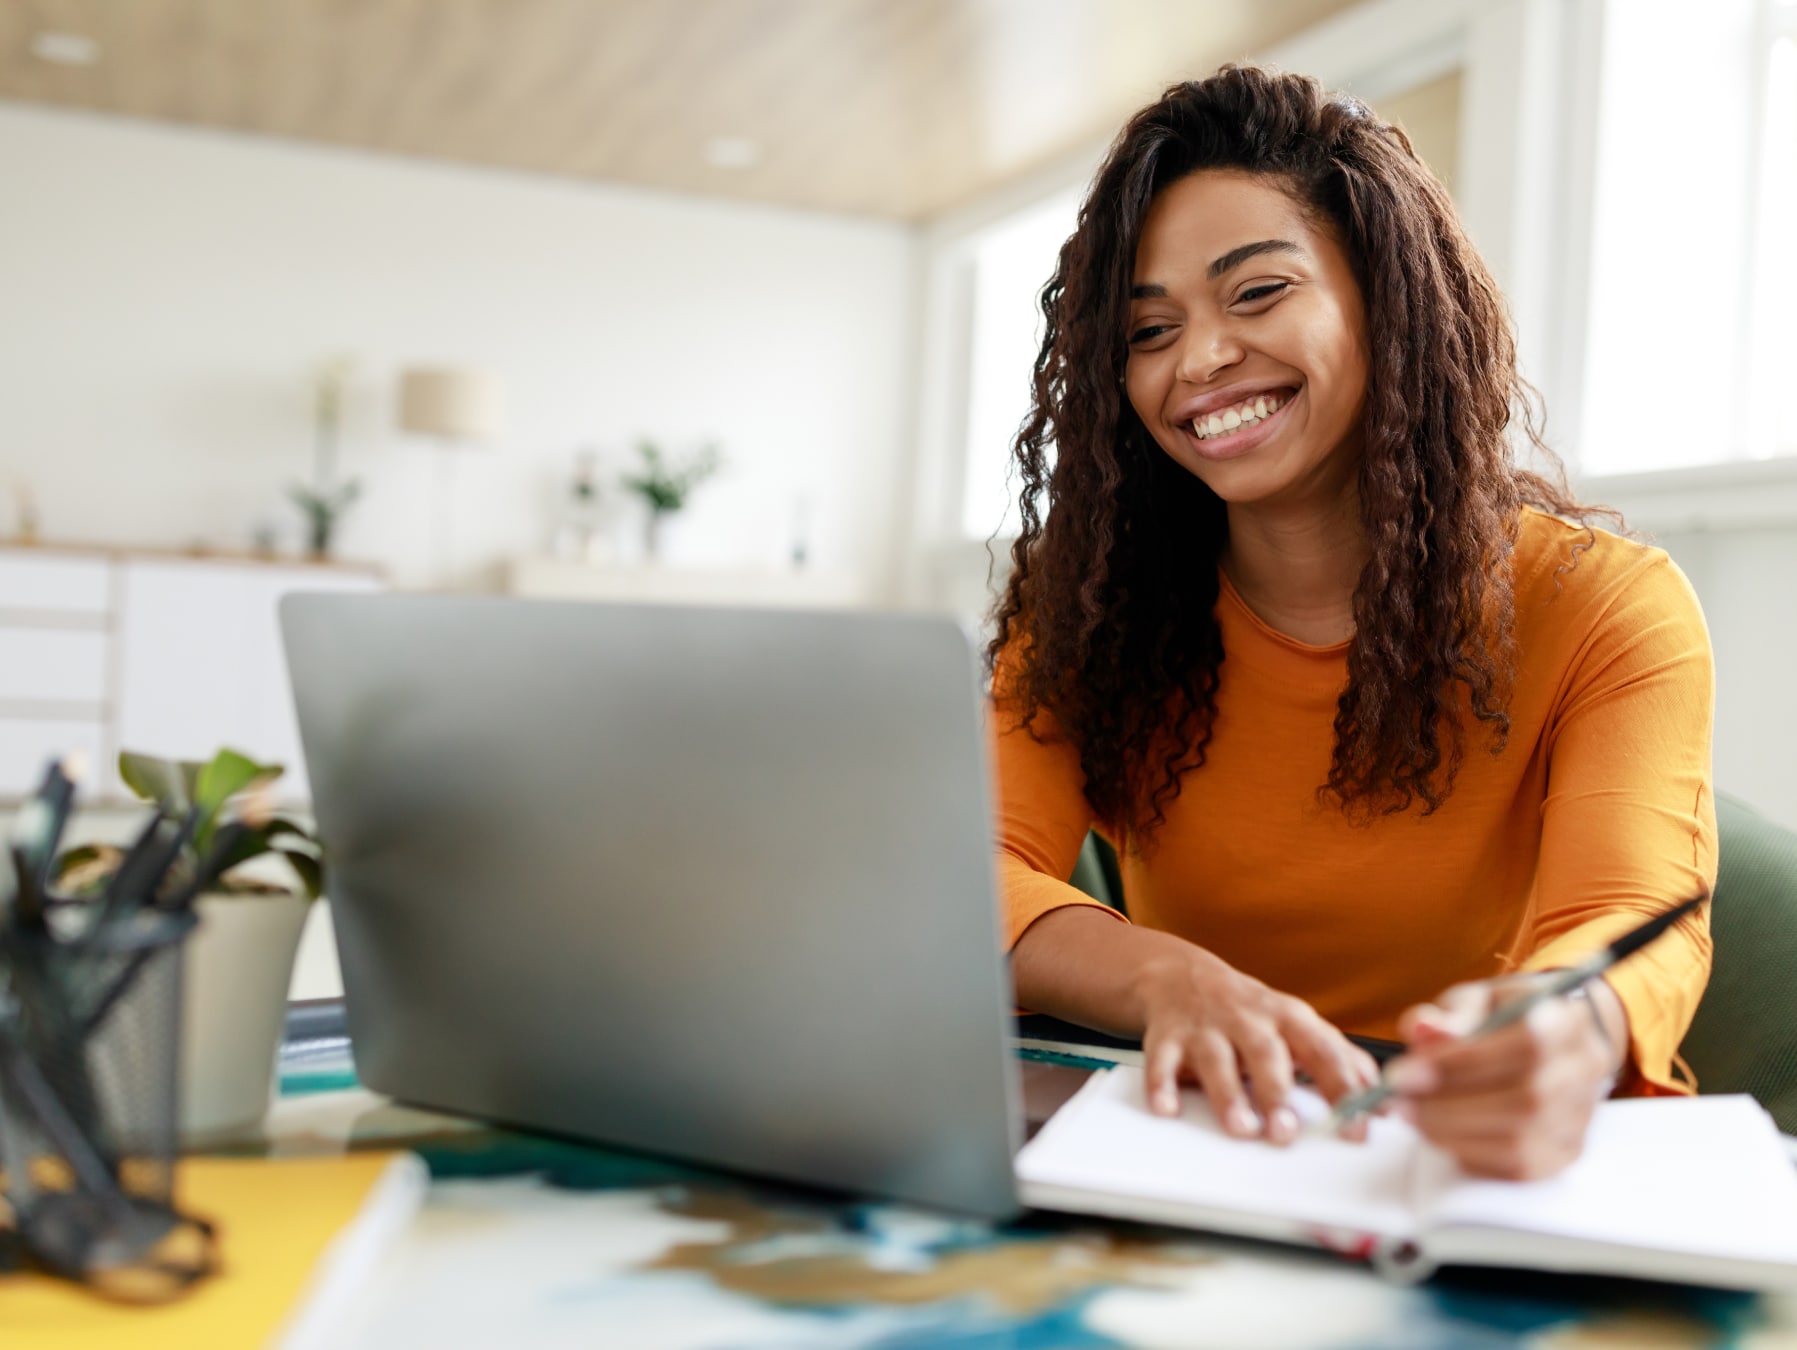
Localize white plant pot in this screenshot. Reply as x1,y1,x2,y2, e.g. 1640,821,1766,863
179,891,310,1143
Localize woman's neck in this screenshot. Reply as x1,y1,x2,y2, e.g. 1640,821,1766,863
1221,495,1368,647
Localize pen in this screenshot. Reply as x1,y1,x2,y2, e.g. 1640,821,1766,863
1322,892,1710,1135
6,756,82,930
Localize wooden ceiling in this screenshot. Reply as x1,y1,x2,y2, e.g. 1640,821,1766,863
0,0,1365,220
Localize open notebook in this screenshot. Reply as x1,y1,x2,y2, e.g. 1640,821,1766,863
1016,1066,1797,1289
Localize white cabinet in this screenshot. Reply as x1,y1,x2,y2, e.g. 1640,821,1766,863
0,549,113,794
0,546,382,805
0,551,111,614
0,718,107,797
114,558,380,802
0,629,109,704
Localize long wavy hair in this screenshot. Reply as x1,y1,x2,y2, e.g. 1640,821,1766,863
987,65,1607,844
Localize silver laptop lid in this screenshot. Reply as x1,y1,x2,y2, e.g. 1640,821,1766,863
280,594,1020,1217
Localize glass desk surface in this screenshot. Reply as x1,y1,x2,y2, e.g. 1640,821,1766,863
247,1035,1797,1350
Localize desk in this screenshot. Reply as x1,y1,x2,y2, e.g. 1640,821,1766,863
253,1043,1797,1348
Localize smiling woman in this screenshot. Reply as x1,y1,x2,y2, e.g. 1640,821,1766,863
988,67,1717,1184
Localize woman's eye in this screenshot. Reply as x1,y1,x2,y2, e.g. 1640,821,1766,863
1128,323,1173,346
1236,282,1289,306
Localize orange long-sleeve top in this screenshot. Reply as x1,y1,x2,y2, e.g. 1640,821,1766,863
993,509,1717,1095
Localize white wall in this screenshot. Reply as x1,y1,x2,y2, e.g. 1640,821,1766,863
0,102,919,595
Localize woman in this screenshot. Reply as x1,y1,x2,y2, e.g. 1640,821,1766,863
990,67,1714,1180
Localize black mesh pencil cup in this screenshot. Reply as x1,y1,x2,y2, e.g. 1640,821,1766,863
0,900,217,1300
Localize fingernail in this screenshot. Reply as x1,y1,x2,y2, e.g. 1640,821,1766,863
1155,1086,1180,1115
1226,1103,1261,1137
1269,1107,1299,1144
1387,1060,1437,1094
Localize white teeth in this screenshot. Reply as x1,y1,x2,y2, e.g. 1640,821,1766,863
1189,392,1287,441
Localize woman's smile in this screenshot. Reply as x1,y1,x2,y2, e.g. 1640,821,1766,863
1175,384,1299,461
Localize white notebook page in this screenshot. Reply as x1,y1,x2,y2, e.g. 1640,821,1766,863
1418,1094,1797,1266
1016,1066,1420,1239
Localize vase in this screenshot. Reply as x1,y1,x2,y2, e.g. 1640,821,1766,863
179,891,310,1143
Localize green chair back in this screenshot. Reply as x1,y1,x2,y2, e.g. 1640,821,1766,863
1679,794,1797,1133
1067,832,1125,914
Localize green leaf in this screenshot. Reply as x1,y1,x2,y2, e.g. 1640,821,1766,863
278,848,325,900
211,822,277,878
52,843,111,876
118,751,194,813
264,814,322,852
51,844,122,898
189,749,277,857
194,748,278,819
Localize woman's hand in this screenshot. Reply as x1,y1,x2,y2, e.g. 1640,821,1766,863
1010,907,1378,1144
1139,945,1382,1145
1388,975,1628,1179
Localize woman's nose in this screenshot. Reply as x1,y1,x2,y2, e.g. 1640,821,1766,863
1175,318,1245,385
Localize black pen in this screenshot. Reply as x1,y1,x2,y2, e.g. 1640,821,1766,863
1321,893,1711,1135
6,756,82,929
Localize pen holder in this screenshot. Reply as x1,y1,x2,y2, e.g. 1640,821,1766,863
0,902,217,1300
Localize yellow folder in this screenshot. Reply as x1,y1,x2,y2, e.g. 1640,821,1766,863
2,1151,410,1349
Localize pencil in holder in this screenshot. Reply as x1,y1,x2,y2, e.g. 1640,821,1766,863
0,779,218,1301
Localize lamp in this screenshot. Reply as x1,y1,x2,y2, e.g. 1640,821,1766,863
398,368,504,442
396,367,504,587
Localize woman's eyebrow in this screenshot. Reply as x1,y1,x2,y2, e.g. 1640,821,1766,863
1207,239,1303,278
1130,239,1306,297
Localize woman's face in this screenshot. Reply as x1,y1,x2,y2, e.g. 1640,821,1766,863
1124,169,1369,511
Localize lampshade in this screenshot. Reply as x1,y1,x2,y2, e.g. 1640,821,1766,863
397,367,505,442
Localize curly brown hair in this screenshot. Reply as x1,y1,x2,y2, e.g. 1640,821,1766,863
988,65,1608,844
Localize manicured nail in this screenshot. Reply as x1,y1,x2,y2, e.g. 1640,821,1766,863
1269,1107,1299,1144
1226,1103,1261,1137
1387,1060,1437,1094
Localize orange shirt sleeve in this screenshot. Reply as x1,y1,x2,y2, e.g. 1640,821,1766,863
1517,550,1716,1095
989,649,1128,949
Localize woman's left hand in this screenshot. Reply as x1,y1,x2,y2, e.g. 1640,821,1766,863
1386,975,1628,1180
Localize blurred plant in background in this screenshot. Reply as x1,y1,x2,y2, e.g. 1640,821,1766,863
621,439,722,561
289,355,362,559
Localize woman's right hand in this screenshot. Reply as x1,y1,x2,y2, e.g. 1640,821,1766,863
1137,944,1381,1145
1011,906,1380,1145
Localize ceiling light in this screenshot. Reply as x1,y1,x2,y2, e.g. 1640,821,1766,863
703,136,763,171
31,31,100,66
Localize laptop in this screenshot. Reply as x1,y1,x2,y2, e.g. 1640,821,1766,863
280,593,1022,1218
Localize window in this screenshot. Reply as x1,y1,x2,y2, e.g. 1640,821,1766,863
1747,2,1797,458
1576,0,1795,476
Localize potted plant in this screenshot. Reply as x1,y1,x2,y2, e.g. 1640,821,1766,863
620,439,722,562
55,748,323,1142
288,355,363,559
